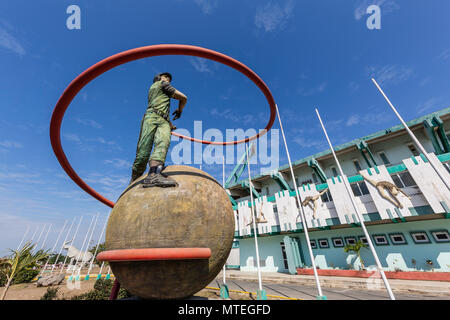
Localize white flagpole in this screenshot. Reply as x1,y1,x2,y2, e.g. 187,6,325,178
275,104,325,299
71,214,96,278
98,261,105,279
40,224,52,251
246,143,264,294
77,213,99,278
16,226,30,251
29,226,39,244
222,155,227,285
315,107,396,300
61,216,83,274
40,220,67,277
87,215,108,278
52,216,76,273
371,78,450,192
35,224,47,250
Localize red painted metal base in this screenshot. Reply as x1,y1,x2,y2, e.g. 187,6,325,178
97,247,212,262
99,247,212,300
109,279,121,300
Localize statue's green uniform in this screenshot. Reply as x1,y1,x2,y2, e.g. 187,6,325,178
132,80,176,177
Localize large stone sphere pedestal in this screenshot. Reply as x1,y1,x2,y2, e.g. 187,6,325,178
104,165,235,299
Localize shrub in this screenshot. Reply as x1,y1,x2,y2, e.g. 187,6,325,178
12,268,40,285
71,278,132,300
41,287,59,300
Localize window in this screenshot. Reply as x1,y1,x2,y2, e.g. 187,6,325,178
310,240,317,249
312,172,318,184
265,187,269,196
320,189,333,202
430,230,450,243
280,242,289,269
332,237,344,248
318,239,329,248
351,181,370,197
353,159,362,171
373,234,389,246
410,231,431,244
331,166,338,177
389,233,407,245
273,203,278,213
345,237,357,245
408,144,420,157
378,152,390,165
391,171,417,188
358,236,368,245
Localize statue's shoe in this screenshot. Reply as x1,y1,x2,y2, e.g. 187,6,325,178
142,173,178,188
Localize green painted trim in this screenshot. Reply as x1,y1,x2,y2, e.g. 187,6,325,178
433,116,450,153
316,183,328,191
386,209,398,223
257,289,267,300
408,205,434,216
367,168,372,176
220,284,230,299
411,156,419,165
419,153,429,163
387,163,407,174
348,175,363,183
270,171,293,192
307,158,327,183
374,166,380,174
423,118,445,155
337,175,342,183
437,152,450,162
271,225,281,233
316,295,328,300
394,208,406,222
440,201,450,219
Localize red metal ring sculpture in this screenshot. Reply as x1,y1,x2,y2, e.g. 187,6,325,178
97,248,212,262
50,44,276,208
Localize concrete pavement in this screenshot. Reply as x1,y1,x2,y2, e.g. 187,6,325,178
212,270,450,299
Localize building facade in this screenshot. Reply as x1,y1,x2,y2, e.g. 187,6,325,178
225,107,450,274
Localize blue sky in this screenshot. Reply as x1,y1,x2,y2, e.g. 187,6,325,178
1,0,449,256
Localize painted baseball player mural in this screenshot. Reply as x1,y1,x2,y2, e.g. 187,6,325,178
130,72,188,187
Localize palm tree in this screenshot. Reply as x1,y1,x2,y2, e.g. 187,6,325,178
344,240,368,270
0,241,49,300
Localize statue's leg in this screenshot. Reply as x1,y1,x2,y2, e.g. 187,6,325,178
143,118,177,188
131,113,158,184
313,200,318,219
378,187,400,207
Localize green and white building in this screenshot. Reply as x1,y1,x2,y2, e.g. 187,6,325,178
225,107,450,274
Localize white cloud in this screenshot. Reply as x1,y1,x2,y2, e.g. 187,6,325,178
194,0,218,15
366,64,413,85
349,81,360,93
354,0,399,21
346,115,360,126
0,25,25,56
292,136,326,150
438,49,450,61
0,140,23,148
74,117,103,129
296,82,327,96
254,0,295,32
64,133,82,144
416,97,443,115
104,158,131,169
189,57,213,73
